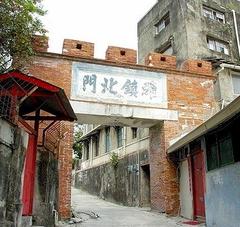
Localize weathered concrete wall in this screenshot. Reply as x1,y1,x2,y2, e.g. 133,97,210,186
138,0,188,64
216,68,237,105
32,150,58,227
29,58,74,219
0,120,14,222
185,0,239,62
0,119,28,226
206,163,240,227
138,0,240,63
179,160,193,219
148,58,217,215
75,150,149,207
82,126,150,164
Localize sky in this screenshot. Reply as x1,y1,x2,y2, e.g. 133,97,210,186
41,0,157,59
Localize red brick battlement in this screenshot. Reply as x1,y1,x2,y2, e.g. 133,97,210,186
34,36,213,77
145,52,177,70
105,46,137,64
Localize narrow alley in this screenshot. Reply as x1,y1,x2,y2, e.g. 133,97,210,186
58,188,205,227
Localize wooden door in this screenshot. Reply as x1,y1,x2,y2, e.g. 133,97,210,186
192,151,205,218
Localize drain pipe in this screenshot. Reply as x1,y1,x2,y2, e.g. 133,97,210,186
232,10,240,58
219,63,240,70
215,63,240,76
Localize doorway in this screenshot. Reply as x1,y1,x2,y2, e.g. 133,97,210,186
192,151,206,219
140,164,150,207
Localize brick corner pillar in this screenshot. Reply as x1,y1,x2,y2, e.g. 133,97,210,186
58,122,74,220
149,121,179,215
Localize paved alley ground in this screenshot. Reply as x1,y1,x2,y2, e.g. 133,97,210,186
58,187,205,227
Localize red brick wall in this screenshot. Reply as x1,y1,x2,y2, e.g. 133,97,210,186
149,61,216,214
149,121,180,214
32,35,49,52
62,39,94,59
57,121,74,219
145,52,177,70
28,56,74,220
181,59,212,76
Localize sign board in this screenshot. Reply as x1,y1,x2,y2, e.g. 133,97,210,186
71,62,167,108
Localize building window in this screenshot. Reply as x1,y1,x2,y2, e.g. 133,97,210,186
93,134,99,157
155,12,170,35
218,131,234,166
207,37,229,55
203,6,225,23
131,127,137,139
116,126,123,148
85,141,90,160
232,73,240,94
105,127,110,153
206,130,234,171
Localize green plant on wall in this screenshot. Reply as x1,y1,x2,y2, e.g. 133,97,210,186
109,152,119,169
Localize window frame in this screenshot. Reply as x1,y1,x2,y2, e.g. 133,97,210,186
231,72,240,95
116,126,123,148
155,12,170,35
105,127,110,153
131,127,138,139
85,140,90,160
206,129,234,171
93,134,99,157
203,6,225,23
207,37,229,55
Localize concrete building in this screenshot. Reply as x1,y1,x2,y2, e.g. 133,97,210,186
137,1,240,223
138,0,240,65
168,94,240,227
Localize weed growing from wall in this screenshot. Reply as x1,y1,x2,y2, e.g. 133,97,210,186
109,152,119,169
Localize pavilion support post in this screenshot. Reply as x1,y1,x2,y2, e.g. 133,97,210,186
22,110,40,216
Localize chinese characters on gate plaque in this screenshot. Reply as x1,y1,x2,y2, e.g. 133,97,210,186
82,74,158,100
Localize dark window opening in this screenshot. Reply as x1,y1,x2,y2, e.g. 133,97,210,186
93,134,99,157
206,135,219,171
206,128,235,171
131,127,137,139
218,131,234,166
105,127,110,153
85,141,90,160
116,126,123,148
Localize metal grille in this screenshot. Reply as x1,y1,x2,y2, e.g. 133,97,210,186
41,121,69,155
0,83,17,122
0,73,36,123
